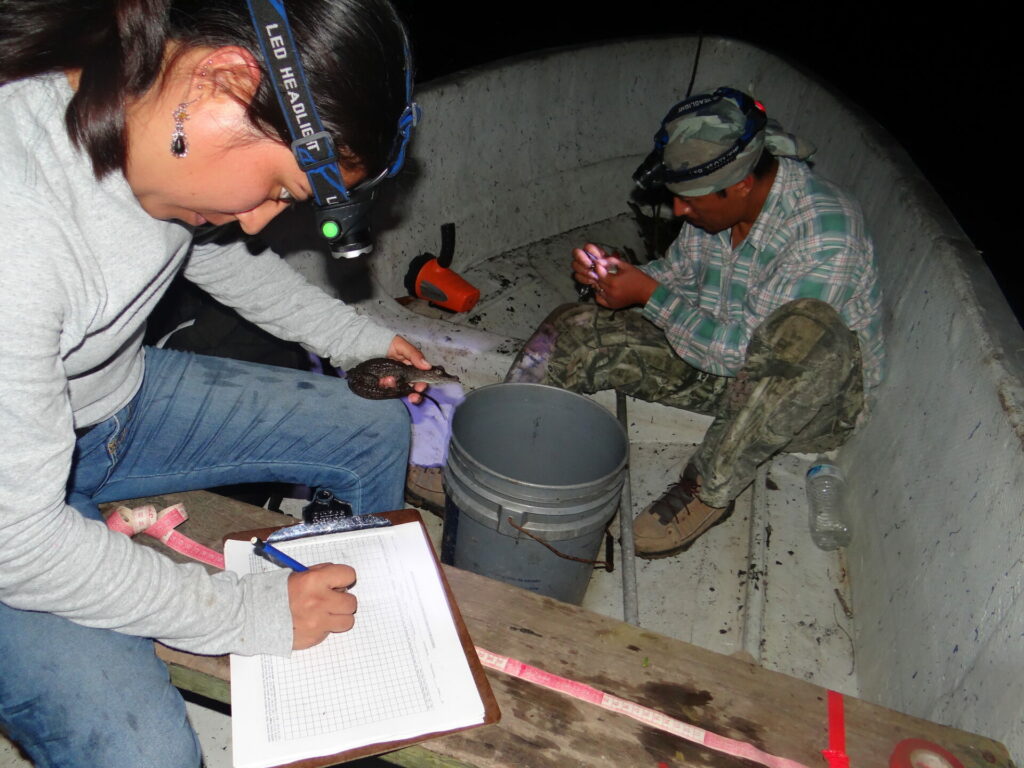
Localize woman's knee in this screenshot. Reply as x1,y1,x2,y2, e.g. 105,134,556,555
0,606,200,768
368,396,412,435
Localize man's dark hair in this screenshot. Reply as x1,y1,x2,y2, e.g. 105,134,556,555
716,149,776,197
0,0,410,179
752,148,776,179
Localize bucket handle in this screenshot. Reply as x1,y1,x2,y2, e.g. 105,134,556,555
498,505,527,535
505,516,614,572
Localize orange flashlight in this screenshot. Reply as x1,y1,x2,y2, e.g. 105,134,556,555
404,223,480,313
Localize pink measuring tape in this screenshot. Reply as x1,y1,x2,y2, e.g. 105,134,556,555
105,502,226,569
476,646,812,768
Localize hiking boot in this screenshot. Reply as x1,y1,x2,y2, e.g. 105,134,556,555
633,465,734,558
405,465,446,517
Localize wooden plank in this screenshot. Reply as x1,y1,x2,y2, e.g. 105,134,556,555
374,747,477,768
431,569,1012,768
126,492,1012,768
158,645,231,703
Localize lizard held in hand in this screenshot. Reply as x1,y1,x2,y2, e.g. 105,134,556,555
345,357,460,409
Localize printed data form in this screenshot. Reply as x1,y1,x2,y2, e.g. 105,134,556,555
226,523,485,768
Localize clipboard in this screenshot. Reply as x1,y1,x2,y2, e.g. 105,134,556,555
225,509,500,768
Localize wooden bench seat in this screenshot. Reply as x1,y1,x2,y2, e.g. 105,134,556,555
115,491,1013,768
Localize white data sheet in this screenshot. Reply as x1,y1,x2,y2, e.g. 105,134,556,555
226,522,485,768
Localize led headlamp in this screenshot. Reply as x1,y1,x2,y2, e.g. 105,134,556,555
632,87,766,193
246,0,418,257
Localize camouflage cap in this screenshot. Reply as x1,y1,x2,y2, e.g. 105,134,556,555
662,88,816,197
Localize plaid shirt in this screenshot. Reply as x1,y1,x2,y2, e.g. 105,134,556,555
640,158,884,391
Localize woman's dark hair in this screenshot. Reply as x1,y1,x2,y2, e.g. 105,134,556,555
0,0,410,178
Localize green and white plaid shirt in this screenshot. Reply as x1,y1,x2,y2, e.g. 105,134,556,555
641,158,884,391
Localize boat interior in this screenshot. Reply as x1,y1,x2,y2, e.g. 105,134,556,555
3,35,1021,767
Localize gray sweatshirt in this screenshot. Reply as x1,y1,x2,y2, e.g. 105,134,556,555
0,75,396,656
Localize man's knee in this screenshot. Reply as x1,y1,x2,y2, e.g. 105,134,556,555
766,297,844,328
749,299,859,374
543,302,600,333
506,303,600,384
723,299,864,454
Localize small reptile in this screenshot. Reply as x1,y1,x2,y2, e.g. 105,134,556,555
345,357,460,407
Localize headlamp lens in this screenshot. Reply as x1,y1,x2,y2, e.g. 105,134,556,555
633,149,666,192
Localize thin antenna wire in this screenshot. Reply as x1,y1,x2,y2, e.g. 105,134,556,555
685,32,704,98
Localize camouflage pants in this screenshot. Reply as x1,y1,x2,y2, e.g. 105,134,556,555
506,299,864,506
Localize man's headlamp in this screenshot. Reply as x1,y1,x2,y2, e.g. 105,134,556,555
246,0,418,258
632,87,766,194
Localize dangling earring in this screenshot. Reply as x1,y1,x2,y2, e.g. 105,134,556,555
170,99,196,158
170,64,210,158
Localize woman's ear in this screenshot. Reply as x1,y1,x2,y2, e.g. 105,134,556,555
198,46,262,102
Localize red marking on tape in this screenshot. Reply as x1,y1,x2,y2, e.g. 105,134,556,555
889,738,965,768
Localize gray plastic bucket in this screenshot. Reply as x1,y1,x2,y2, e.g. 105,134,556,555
441,383,628,604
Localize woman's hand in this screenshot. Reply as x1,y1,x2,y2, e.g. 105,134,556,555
287,563,358,650
386,335,430,368
384,335,430,403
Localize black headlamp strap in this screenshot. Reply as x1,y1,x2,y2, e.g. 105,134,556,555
245,0,349,206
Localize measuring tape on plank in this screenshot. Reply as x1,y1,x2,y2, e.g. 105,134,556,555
106,502,225,569
476,646,812,768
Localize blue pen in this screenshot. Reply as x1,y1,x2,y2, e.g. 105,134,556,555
251,537,308,572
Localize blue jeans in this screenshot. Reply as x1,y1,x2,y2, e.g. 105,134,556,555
0,347,410,767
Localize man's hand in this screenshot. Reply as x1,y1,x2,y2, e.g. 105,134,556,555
287,563,358,650
571,243,608,288
571,243,659,309
385,335,430,403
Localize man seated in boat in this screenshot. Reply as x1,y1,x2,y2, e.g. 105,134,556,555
506,86,884,558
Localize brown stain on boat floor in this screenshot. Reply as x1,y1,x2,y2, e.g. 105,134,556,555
632,681,768,765
540,670,771,765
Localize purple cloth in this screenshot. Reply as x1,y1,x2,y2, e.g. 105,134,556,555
403,382,465,468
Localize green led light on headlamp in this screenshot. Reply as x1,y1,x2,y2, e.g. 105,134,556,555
321,220,341,240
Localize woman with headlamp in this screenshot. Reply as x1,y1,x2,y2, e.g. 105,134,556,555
0,1,424,765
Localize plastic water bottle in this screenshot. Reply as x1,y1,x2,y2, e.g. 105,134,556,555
805,459,851,550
